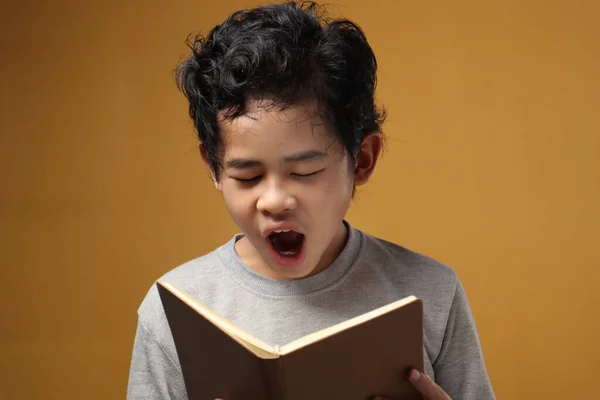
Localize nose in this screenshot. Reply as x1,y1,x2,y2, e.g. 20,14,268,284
256,180,297,215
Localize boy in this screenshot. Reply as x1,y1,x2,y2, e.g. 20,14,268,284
127,1,495,399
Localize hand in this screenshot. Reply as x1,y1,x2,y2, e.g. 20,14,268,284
407,369,451,399
372,369,451,400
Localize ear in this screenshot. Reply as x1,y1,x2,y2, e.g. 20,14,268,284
353,132,383,186
198,142,222,191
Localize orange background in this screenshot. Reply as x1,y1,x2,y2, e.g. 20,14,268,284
1,0,598,399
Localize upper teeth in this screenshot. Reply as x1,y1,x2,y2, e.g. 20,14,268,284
273,229,291,233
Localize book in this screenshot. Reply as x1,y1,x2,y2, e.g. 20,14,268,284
156,280,424,400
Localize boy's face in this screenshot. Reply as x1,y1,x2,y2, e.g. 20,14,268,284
204,99,379,280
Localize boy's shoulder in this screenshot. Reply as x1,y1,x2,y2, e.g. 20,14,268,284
359,230,465,348
136,243,228,326
160,247,225,291
362,230,458,282
356,228,462,322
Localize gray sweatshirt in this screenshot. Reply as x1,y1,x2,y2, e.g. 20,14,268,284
127,223,495,399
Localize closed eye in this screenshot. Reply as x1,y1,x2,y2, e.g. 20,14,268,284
233,175,262,184
292,169,324,179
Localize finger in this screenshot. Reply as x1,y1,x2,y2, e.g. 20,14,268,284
408,369,451,400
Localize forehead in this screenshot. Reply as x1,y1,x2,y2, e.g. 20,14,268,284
218,99,337,156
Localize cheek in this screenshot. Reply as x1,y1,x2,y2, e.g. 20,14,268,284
331,166,354,195
311,173,353,210
222,187,255,224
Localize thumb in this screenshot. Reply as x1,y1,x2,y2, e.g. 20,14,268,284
408,369,451,400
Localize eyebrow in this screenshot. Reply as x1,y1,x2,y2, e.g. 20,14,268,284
225,150,327,170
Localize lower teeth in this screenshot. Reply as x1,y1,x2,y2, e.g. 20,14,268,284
280,251,297,256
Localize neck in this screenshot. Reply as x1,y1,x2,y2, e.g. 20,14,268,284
308,221,349,278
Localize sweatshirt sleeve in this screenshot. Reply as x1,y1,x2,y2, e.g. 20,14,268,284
126,319,188,400
433,279,496,400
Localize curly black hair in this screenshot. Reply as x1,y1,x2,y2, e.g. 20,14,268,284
175,1,386,180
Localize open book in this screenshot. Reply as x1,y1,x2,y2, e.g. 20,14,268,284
157,281,424,400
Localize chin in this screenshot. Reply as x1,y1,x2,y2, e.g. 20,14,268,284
266,252,320,280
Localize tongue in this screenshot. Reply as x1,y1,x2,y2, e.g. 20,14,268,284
271,231,304,254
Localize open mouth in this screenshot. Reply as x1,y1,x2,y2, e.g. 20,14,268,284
267,230,305,261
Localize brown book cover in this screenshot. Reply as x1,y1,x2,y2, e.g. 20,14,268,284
157,280,424,400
